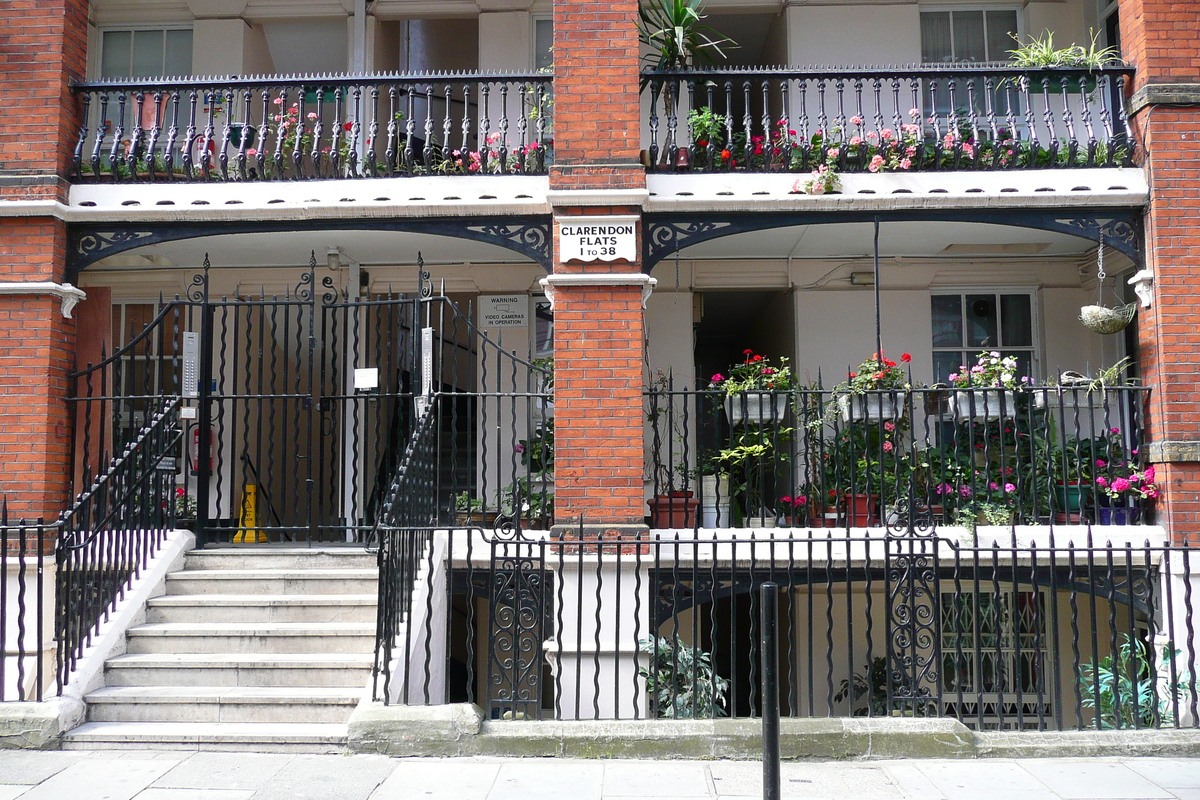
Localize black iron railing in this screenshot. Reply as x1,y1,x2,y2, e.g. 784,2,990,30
645,385,1150,530
381,526,1199,731
71,72,553,182
0,503,52,702
56,399,181,689
643,65,1135,174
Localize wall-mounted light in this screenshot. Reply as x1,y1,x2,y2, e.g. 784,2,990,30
850,271,875,286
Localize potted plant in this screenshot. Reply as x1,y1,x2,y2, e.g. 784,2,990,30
834,350,912,421
698,459,732,528
947,351,1032,419
453,491,492,527
777,494,807,527
173,487,197,530
502,476,554,530
638,636,729,719
1095,463,1158,524
648,462,700,529
710,349,794,426
517,419,554,474
712,425,791,527
1007,29,1120,94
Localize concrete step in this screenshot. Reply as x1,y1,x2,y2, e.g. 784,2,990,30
104,653,374,688
84,686,362,724
165,569,378,596
62,721,348,753
124,622,376,655
186,548,376,571
146,594,377,624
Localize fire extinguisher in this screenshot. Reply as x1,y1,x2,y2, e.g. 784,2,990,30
189,426,213,474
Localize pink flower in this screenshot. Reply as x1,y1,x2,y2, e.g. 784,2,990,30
1004,483,1016,493
1112,477,1131,493
711,373,724,383
850,115,863,126
960,486,972,497
307,112,318,121
884,421,896,432
868,154,885,172
909,108,921,118
866,131,878,140
1096,459,1107,468
1144,465,1156,483
1097,476,1108,488
245,147,257,157
883,441,894,452
1145,487,1160,499
273,97,284,106
1110,427,1121,434
963,143,975,157
850,136,862,146
989,482,999,491
828,147,840,159
899,157,912,170
881,128,894,140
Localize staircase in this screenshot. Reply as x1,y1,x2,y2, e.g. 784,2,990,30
64,547,378,753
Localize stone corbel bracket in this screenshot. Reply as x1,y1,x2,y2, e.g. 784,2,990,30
1128,269,1153,309
0,282,87,318
538,273,657,311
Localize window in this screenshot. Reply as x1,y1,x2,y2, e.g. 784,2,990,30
920,10,1019,64
534,18,553,72
940,590,1051,729
101,28,193,78
931,292,1035,383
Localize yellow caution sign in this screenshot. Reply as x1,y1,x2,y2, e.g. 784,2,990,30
234,484,267,543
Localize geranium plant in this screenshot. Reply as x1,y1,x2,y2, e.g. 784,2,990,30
709,349,794,394
174,487,197,519
948,351,1032,390
1095,463,1159,502
840,351,912,394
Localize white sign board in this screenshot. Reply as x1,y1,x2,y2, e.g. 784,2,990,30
479,295,528,328
353,368,379,390
559,216,637,263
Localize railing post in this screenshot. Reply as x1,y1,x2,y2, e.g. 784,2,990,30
760,581,781,800
196,278,213,546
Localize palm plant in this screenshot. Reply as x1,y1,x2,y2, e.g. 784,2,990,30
638,0,736,123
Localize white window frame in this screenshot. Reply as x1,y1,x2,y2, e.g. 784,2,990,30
918,5,1024,64
930,287,1041,382
94,25,194,80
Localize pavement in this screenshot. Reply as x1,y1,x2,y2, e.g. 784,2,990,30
0,751,1197,800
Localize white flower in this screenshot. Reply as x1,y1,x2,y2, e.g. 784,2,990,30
1001,372,1013,384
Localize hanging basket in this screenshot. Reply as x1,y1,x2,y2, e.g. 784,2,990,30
1079,303,1137,335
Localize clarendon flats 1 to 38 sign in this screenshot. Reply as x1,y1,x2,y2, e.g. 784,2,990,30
558,216,638,263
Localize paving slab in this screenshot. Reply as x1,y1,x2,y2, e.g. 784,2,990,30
709,761,901,799
18,757,176,800
248,754,395,800
913,760,1058,800
1019,759,1174,799
0,749,83,784
152,753,294,791
1124,759,1200,789
0,787,27,800
370,759,499,800
602,762,709,797
878,761,947,799
487,759,604,800
134,791,256,800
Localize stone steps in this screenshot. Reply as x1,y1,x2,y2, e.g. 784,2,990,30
64,547,380,752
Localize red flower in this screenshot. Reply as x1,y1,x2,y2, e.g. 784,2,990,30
721,149,731,160
900,353,912,363
884,359,896,368
753,355,763,362
848,371,857,378
343,122,354,131
743,349,754,355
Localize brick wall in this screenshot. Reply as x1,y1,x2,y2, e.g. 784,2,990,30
1119,0,1200,544
0,0,89,201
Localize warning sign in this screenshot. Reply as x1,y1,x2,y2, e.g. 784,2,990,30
479,295,528,328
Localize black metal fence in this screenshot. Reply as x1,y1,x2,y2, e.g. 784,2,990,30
378,525,1198,731
643,65,1135,174
71,72,553,182
645,385,1150,531
0,504,52,702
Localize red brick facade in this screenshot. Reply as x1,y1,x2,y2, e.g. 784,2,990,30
1119,0,1200,544
0,0,88,520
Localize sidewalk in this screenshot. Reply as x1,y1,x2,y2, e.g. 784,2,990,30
0,751,1197,800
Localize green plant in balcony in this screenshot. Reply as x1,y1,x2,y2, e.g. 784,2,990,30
638,636,729,718
1007,29,1120,70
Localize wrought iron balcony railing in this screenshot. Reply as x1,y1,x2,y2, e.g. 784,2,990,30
645,384,1151,530
70,72,553,183
642,65,1136,176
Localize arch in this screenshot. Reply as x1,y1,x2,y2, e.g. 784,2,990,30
67,216,552,279
643,209,1143,270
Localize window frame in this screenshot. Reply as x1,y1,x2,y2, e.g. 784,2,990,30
919,5,1024,64
95,25,194,80
930,287,1041,383
532,15,553,72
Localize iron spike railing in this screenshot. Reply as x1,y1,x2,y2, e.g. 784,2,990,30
643,65,1136,174
71,72,552,182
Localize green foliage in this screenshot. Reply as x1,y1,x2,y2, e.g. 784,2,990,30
1078,635,1192,729
638,636,729,718
834,656,890,717
517,419,554,472
638,0,735,71
1007,29,1120,69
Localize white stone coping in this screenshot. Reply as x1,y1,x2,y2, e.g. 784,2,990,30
547,189,650,208
645,168,1149,212
539,272,657,310
0,176,551,222
0,282,86,318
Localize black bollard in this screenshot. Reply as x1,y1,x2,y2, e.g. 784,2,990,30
760,581,781,800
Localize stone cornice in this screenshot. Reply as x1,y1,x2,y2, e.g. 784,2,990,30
1128,83,1200,115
